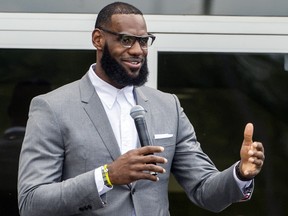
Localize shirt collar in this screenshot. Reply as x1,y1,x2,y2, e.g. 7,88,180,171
88,64,135,109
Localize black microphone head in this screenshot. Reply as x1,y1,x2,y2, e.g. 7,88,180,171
130,105,146,119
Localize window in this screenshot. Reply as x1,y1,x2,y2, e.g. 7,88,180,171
158,53,288,215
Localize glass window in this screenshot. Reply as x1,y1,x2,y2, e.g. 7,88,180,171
0,0,288,16
159,52,288,215
0,49,94,214
0,49,95,131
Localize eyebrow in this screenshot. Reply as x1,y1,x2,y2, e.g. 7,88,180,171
97,27,151,37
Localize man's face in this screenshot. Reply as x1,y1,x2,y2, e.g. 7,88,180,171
101,43,148,87
100,14,150,87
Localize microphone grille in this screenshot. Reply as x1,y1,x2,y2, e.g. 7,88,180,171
130,105,146,119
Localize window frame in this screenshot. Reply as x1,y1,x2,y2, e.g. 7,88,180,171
1,13,288,88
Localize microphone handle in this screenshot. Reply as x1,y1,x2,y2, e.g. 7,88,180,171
134,117,157,175
134,117,152,147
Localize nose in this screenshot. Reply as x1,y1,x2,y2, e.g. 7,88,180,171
128,40,145,55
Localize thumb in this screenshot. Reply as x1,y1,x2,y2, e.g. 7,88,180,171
243,123,254,145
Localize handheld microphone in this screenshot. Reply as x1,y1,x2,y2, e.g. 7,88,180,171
130,105,153,147
130,105,156,175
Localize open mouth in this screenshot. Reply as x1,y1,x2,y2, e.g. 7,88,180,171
122,58,143,70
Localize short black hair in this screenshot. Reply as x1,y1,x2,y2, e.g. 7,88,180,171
95,2,143,29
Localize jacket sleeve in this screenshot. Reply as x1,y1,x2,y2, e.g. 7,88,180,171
18,96,104,216
170,94,254,213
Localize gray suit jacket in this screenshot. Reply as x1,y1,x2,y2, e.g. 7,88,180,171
18,72,251,216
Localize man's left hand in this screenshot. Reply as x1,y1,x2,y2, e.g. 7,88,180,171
239,123,265,179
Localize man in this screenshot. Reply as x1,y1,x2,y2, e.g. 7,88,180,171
18,2,265,216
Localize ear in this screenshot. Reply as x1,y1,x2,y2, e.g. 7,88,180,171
92,29,104,50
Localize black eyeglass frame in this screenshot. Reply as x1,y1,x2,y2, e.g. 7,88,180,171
96,27,156,49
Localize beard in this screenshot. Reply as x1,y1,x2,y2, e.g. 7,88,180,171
100,43,149,87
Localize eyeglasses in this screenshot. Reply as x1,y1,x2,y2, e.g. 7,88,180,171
97,27,156,49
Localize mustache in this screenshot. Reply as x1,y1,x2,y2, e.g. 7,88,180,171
122,57,145,63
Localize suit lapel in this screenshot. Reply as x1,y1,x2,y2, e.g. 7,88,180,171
134,87,154,145
79,74,121,161
78,77,154,176
132,87,155,190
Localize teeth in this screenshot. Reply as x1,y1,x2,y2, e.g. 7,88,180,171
131,62,138,64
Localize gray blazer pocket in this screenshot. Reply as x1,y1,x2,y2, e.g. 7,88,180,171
153,134,174,147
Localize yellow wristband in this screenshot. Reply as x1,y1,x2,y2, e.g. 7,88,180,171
102,164,113,187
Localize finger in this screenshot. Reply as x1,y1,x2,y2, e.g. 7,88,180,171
135,171,159,182
249,151,265,160
248,151,265,163
134,163,166,173
252,158,264,167
253,142,264,153
253,145,265,156
249,142,265,159
141,154,167,164
243,123,254,145
138,146,165,155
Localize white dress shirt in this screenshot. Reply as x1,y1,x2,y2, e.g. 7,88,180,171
88,64,137,195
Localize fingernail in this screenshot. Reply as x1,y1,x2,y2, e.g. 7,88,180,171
164,158,168,163
163,168,166,173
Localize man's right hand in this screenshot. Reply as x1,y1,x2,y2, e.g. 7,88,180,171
107,146,167,185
